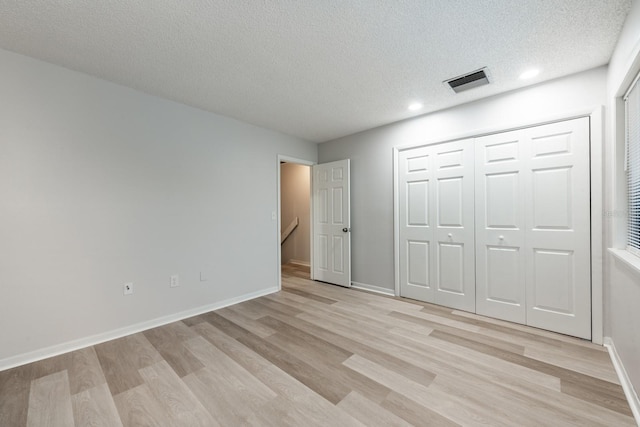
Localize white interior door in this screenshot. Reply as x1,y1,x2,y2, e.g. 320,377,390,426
398,146,434,302
312,159,351,287
524,118,591,339
475,129,527,324
399,140,475,311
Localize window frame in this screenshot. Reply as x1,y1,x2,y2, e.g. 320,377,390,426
624,71,640,258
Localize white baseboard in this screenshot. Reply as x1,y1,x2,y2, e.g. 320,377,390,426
351,281,396,296
0,286,278,372
604,337,640,425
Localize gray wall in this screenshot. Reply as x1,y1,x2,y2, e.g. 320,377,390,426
605,0,640,397
318,66,607,292
0,48,317,366
280,163,311,264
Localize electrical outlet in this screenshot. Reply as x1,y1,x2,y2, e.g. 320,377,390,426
124,282,133,295
170,274,180,288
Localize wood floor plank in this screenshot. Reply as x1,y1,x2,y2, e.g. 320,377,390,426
29,352,73,383
224,299,274,320
257,315,353,363
389,322,563,392
68,346,107,395
183,335,277,421
342,354,435,402
287,279,424,313
191,322,366,427
244,396,321,427
247,297,305,318
400,328,636,426
260,309,439,389
0,364,33,427
357,296,425,313
113,383,169,427
440,309,615,382
245,367,367,427
337,391,412,427
265,330,391,404
280,263,311,281
27,370,75,427
430,329,633,416
268,290,412,334
204,311,352,404
265,331,351,368
94,333,163,396
239,337,350,404
255,319,391,403
282,287,338,304
524,344,620,384
450,308,602,349
143,322,205,378
192,322,324,399
248,394,366,427
390,307,486,334
71,383,123,427
380,391,460,427
183,366,266,425
190,321,277,378
561,377,635,416
138,361,216,426
429,371,585,427
268,287,337,312
342,354,495,426
389,310,527,354
216,306,277,338
180,314,209,327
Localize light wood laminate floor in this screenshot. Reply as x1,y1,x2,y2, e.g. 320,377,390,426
0,264,635,426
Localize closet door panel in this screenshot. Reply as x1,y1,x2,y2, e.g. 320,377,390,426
475,130,527,324
433,140,475,312
399,139,475,312
524,118,591,339
399,147,435,302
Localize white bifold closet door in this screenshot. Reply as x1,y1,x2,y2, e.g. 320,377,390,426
398,139,476,312
475,117,591,339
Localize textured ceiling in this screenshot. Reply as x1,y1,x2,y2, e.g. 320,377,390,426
0,0,633,142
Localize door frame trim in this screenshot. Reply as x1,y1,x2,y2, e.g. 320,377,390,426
393,106,604,344
277,155,315,291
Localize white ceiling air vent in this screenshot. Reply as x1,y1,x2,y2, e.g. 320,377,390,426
445,68,490,93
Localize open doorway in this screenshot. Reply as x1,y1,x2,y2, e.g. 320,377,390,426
279,160,312,283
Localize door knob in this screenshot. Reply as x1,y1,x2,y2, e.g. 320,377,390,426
342,228,350,232
499,235,504,240
447,233,453,238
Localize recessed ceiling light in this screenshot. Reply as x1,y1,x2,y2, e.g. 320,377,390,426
408,102,423,111
519,69,540,80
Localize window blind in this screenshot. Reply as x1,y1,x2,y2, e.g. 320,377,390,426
626,75,640,256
